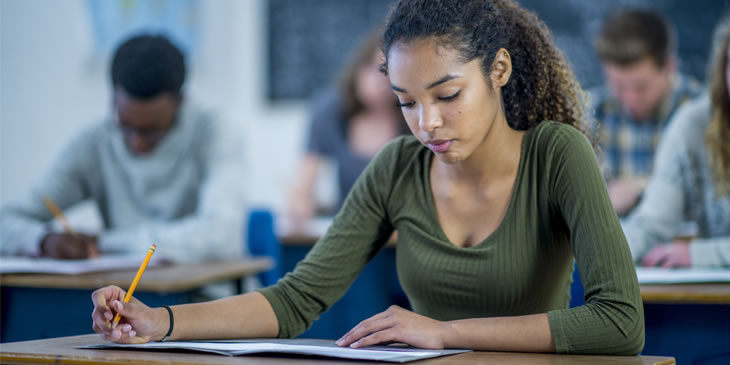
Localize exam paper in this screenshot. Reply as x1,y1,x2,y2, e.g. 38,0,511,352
79,338,470,363
636,267,730,284
0,255,162,275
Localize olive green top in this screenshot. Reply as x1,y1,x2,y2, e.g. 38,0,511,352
259,121,644,355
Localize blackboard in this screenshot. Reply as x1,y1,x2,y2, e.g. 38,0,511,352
267,0,729,101
267,0,394,100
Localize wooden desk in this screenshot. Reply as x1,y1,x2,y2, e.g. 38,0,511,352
0,334,675,365
1,258,273,293
640,283,730,304
0,259,273,343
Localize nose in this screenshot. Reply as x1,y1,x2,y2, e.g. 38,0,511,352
418,104,443,133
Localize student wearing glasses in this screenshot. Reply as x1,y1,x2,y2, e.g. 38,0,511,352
0,34,246,264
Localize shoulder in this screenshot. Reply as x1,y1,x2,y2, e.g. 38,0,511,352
179,102,232,145
676,72,704,100
662,93,711,149
309,88,345,128
524,121,598,187
528,120,592,154
180,101,243,158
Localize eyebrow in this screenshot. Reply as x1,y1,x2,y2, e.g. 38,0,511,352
391,74,459,93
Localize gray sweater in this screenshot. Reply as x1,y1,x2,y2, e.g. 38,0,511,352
0,103,247,263
622,94,730,267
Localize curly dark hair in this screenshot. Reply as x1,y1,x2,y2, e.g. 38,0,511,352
380,0,591,137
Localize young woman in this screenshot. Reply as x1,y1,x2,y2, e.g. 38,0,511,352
91,0,644,354
288,30,407,222
622,17,730,268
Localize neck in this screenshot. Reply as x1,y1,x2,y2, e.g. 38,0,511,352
436,112,524,186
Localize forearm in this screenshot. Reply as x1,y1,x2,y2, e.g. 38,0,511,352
291,155,321,197
165,292,279,341
443,313,554,352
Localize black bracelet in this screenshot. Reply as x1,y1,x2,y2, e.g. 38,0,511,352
161,306,174,342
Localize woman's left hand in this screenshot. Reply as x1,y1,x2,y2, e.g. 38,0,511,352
336,305,448,349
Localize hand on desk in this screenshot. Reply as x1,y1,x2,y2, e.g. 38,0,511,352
40,233,98,259
336,305,447,349
91,285,166,344
641,239,691,268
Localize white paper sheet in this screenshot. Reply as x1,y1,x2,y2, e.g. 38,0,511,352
0,255,161,275
79,339,470,363
636,267,730,284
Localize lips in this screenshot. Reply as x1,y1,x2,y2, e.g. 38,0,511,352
426,139,453,153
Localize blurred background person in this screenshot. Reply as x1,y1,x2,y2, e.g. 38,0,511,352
287,30,408,224
0,34,246,264
622,16,730,268
591,8,701,216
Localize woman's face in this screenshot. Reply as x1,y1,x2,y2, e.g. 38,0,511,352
387,37,506,164
356,50,395,110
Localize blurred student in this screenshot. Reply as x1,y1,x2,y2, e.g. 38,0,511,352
288,31,407,222
592,8,701,215
622,17,730,268
0,34,246,264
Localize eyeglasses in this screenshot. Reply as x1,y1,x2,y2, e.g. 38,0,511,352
115,118,170,142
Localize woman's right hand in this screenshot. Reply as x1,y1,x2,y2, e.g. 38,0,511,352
91,285,169,344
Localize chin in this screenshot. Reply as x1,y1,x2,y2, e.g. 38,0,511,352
434,151,464,164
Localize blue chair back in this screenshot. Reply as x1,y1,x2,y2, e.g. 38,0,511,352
569,262,584,308
247,208,282,287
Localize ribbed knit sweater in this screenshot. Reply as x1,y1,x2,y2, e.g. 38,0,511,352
259,121,644,355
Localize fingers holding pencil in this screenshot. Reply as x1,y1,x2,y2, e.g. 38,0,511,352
91,285,158,344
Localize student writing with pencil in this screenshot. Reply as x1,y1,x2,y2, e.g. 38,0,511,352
0,34,246,263
92,0,643,354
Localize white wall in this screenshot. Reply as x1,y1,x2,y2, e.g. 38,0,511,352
0,0,330,216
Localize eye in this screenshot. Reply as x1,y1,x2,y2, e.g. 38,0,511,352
437,91,460,102
396,100,416,108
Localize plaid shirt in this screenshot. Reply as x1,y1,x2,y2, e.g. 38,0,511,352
591,73,701,180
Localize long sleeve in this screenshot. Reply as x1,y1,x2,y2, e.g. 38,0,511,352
257,139,398,338
621,95,730,267
620,105,689,262
690,237,730,267
0,129,97,256
546,127,644,355
99,119,247,264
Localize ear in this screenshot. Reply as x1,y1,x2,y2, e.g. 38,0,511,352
490,48,512,89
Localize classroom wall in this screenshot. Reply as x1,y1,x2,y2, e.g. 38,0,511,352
0,0,333,219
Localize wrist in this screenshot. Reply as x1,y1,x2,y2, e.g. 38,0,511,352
440,320,457,349
152,307,171,341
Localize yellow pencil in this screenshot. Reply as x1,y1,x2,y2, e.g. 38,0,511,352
42,197,74,234
111,244,157,328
